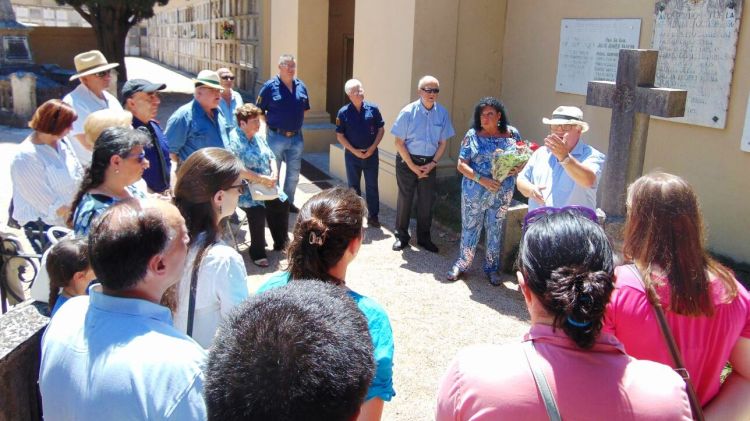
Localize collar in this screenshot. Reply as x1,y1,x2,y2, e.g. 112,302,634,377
131,117,155,129
191,99,218,118
235,126,257,143
524,323,626,354
88,284,173,325
569,138,587,157
78,82,108,103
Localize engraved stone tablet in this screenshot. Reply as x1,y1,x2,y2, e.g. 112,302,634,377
556,19,641,95
652,0,743,129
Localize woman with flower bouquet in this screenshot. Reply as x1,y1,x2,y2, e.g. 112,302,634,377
447,97,531,285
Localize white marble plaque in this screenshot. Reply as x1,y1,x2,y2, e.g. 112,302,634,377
652,0,743,129
555,19,641,95
741,95,750,152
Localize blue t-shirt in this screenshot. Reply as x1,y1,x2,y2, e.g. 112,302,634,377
335,101,385,150
166,99,230,161
50,294,68,317
257,272,396,402
256,76,310,132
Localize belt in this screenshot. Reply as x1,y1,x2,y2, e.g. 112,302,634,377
408,154,434,164
268,127,299,137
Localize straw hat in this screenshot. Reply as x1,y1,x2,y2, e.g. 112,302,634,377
193,70,224,91
542,106,589,133
69,50,119,81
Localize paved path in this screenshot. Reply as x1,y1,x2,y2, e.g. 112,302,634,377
0,57,531,420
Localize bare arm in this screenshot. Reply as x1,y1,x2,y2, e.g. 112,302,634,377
516,176,545,205
363,127,385,158
356,397,384,421
704,338,750,420
457,158,499,193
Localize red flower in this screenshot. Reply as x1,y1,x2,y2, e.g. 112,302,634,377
529,141,540,151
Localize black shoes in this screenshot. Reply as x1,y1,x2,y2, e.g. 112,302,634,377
289,204,300,213
446,266,463,281
392,238,408,251
417,239,439,253
487,272,503,286
367,217,381,228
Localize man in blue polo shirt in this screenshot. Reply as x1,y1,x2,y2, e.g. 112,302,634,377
166,69,229,164
256,54,310,212
336,79,385,228
122,78,172,194
390,75,455,253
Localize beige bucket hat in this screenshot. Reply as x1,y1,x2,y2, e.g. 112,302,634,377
69,50,119,81
542,106,589,133
193,70,224,91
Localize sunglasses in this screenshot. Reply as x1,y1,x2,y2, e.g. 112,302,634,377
522,206,598,232
123,151,147,164
551,124,576,131
227,179,250,195
421,87,440,94
221,75,235,81
95,70,112,78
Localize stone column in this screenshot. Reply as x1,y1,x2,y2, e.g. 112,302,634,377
10,72,36,119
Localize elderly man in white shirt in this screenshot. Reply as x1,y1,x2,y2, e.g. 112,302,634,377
62,50,123,165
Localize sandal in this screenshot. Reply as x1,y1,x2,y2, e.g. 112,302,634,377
253,258,270,268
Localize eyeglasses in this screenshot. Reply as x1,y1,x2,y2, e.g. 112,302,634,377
421,87,440,94
522,206,598,232
221,75,235,81
226,179,249,195
95,70,112,78
551,124,575,132
124,151,147,164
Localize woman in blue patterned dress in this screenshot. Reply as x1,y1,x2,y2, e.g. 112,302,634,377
69,127,149,236
226,104,289,267
447,97,522,285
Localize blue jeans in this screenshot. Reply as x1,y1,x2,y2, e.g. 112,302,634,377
345,149,379,218
267,130,304,204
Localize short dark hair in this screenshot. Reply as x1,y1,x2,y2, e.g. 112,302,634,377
516,210,614,349
88,200,172,291
472,96,510,133
205,281,375,421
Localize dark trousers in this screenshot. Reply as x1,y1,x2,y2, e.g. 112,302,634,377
345,149,379,218
241,199,290,260
395,154,436,242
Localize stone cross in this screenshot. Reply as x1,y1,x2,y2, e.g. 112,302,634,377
586,49,687,218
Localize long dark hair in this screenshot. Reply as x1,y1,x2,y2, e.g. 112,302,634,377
68,127,150,226
46,237,89,311
287,187,366,285
624,172,737,316
472,96,510,134
516,210,614,349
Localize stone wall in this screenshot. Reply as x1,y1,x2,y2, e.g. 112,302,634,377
27,26,97,68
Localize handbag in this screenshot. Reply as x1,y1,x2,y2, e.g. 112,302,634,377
626,264,705,421
249,183,279,201
523,340,562,421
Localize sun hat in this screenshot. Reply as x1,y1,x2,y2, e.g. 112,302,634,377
69,50,119,81
193,70,224,91
121,79,166,104
542,106,589,133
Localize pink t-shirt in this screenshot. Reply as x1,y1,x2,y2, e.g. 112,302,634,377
604,265,750,405
436,324,692,421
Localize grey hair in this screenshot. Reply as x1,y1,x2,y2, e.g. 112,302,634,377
279,54,296,66
418,75,439,89
344,79,362,95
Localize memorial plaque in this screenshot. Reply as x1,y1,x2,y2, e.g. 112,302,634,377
556,19,641,95
652,0,743,129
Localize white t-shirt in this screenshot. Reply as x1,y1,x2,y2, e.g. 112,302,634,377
173,236,249,348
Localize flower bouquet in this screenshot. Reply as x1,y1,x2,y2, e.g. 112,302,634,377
221,20,235,38
491,140,539,183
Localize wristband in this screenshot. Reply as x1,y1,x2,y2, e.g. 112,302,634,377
431,160,438,165
474,173,481,182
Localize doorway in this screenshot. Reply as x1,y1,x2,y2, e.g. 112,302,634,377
325,0,355,122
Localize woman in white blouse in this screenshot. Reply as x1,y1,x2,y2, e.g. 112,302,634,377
11,99,83,252
168,147,250,348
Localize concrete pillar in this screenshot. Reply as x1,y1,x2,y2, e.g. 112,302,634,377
10,72,35,119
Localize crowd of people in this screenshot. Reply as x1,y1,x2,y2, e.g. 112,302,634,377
7,49,750,420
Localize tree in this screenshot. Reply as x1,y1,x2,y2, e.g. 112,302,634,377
56,0,169,82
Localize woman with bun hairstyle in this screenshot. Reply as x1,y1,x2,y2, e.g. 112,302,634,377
436,209,692,420
257,187,395,421
604,172,750,419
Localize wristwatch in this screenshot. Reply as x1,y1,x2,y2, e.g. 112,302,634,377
559,154,571,166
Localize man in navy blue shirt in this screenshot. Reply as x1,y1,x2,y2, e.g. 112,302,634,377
122,79,171,194
336,79,384,227
256,54,310,212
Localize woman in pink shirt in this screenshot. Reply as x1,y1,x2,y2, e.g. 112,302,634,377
604,172,750,419
436,208,692,421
